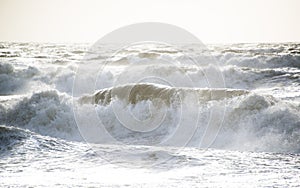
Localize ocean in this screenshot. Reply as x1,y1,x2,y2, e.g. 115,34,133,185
0,42,299,187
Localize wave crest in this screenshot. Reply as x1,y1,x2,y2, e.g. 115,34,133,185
80,83,250,106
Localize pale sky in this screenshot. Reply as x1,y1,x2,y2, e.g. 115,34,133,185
0,0,299,44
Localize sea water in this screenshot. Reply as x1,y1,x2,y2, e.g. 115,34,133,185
0,42,299,187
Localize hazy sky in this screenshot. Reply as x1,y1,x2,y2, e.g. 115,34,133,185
1,0,299,43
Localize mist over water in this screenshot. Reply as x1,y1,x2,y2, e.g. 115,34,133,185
0,42,300,187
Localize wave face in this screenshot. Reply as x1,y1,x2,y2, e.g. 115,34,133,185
1,42,300,154
80,83,249,105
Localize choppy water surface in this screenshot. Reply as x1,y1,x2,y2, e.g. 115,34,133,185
0,42,300,187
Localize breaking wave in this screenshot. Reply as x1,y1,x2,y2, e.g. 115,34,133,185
75,83,300,153
4,90,80,140
1,42,300,154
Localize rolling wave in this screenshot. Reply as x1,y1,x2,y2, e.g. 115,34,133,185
1,42,299,153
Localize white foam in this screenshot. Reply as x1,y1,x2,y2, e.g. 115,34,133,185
5,90,81,141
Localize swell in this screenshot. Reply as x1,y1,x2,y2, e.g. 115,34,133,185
0,125,28,152
0,125,76,156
